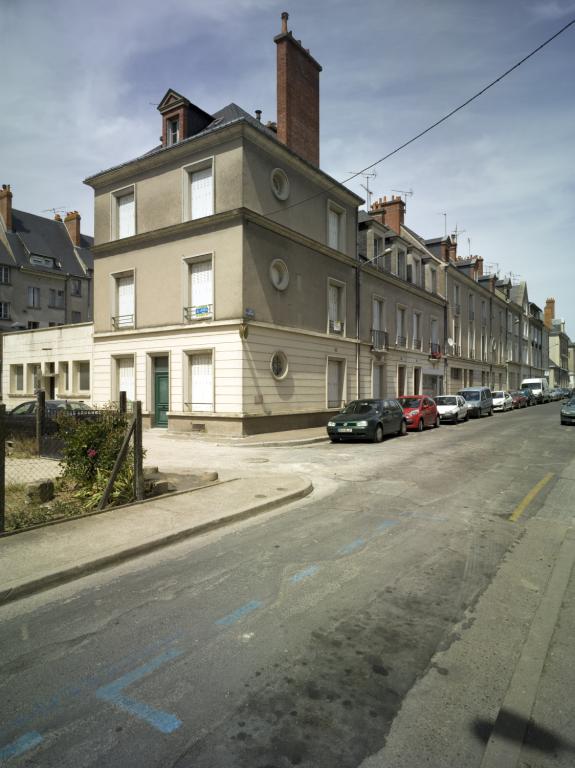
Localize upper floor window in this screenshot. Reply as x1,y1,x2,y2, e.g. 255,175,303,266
185,161,214,220
113,272,135,329
327,202,345,251
71,278,82,297
0,301,10,319
185,257,213,321
71,311,82,323
328,280,345,334
396,306,407,346
429,267,437,294
113,187,136,239
27,321,40,329
11,364,24,392
397,251,406,280
49,288,65,308
0,265,10,284
27,286,40,308
167,118,180,146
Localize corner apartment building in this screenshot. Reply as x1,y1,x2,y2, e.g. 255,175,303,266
544,298,571,387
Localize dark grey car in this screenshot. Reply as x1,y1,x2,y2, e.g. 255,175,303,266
457,387,493,418
327,399,407,443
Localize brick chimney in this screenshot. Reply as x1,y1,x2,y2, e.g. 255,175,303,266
544,297,555,330
448,238,457,262
0,184,13,231
475,256,484,278
274,12,322,166
64,210,81,246
369,195,405,234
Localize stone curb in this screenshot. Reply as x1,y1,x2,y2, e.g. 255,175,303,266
0,479,313,605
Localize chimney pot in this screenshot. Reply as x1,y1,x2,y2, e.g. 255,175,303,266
0,183,13,230
281,11,289,33
64,210,81,246
255,109,262,122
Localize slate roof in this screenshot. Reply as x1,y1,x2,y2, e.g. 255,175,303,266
0,209,93,276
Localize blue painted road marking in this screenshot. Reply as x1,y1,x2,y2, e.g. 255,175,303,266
290,565,320,583
0,732,43,761
215,600,264,626
376,520,399,532
96,648,183,734
338,537,366,555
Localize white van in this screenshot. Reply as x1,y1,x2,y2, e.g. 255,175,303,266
520,377,550,404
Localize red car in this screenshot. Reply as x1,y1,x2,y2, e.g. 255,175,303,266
398,395,440,431
510,390,528,409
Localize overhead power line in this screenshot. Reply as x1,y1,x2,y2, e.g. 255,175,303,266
264,17,575,219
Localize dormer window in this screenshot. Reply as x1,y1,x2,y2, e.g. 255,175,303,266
167,118,180,146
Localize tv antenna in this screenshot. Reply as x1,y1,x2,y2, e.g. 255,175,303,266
438,212,447,238
349,170,377,210
391,188,414,204
451,223,466,243
42,207,67,217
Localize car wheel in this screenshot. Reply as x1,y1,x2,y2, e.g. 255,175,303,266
489,408,493,416
329,437,339,443
434,416,440,428
417,419,424,432
464,412,469,421
373,424,384,443
398,420,407,436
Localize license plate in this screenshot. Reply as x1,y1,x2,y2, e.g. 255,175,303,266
338,427,353,433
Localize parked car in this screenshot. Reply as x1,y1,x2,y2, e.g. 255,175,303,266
560,397,575,426
434,395,469,423
492,391,514,412
520,377,550,404
548,388,562,401
509,390,528,409
521,388,538,407
327,399,407,443
397,395,440,431
457,387,493,418
6,400,93,436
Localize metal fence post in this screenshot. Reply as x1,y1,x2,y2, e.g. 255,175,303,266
0,404,5,533
119,390,127,414
36,390,45,457
133,400,144,501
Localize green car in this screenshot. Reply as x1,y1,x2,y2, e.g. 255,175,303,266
560,397,575,426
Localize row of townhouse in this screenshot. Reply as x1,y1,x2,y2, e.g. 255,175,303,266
0,13,569,435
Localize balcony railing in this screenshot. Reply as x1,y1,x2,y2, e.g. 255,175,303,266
329,319,344,334
112,314,134,329
429,342,441,359
370,329,388,350
396,335,407,348
412,338,422,350
184,304,213,321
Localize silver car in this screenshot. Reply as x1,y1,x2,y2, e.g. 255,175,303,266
434,395,469,423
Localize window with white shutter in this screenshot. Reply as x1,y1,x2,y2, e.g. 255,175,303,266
328,280,344,334
114,274,135,329
117,191,135,238
185,258,213,320
327,359,344,408
190,166,213,220
117,357,135,401
189,352,213,411
327,201,344,251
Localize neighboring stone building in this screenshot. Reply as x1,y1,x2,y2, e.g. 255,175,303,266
544,298,571,388
0,185,93,332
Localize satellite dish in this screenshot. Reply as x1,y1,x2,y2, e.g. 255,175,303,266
447,337,454,347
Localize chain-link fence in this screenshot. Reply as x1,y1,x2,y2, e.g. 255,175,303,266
0,392,143,533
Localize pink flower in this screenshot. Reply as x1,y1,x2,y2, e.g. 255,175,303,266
87,448,97,459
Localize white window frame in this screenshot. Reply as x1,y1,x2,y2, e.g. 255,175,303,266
184,348,215,413
75,361,90,393
114,355,136,402
27,286,40,308
0,265,11,284
327,200,346,252
182,253,214,321
372,361,386,399
11,364,24,393
59,362,69,394
412,311,422,349
182,157,215,222
111,185,136,240
28,363,42,392
70,278,82,297
326,356,346,409
0,301,10,319
167,117,180,146
327,278,346,335
396,304,407,346
372,295,385,331
111,269,136,329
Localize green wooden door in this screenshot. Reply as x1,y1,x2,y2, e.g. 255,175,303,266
154,357,169,427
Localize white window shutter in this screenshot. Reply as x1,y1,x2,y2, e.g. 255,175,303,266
117,276,134,318
328,284,340,322
191,167,213,220
328,360,342,408
191,261,212,308
328,209,339,249
118,358,135,401
191,353,213,411
118,193,135,238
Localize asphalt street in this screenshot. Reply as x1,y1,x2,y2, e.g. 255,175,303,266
0,402,572,767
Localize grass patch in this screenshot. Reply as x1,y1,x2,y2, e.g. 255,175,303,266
7,436,38,459
5,480,92,531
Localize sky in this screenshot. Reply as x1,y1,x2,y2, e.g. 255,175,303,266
2,0,574,333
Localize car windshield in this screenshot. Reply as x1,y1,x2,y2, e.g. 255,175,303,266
342,401,377,414
435,397,456,405
460,391,480,401
493,392,504,398
398,397,421,408
521,383,539,390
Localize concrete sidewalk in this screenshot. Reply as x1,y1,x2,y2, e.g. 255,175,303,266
155,425,329,447
0,473,312,605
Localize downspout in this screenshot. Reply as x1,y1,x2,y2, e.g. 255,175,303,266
355,210,360,400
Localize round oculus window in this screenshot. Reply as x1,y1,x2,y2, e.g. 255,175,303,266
270,351,288,380
269,258,289,291
270,168,290,200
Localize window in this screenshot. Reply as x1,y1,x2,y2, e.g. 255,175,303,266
71,311,82,323
28,363,42,391
27,286,40,308
373,363,385,398
327,202,344,251
116,357,135,401
185,258,213,320
328,280,345,334
412,312,422,349
167,118,180,146
327,359,345,408
71,279,82,297
397,251,406,280
76,361,90,392
0,301,10,319
188,163,214,220
270,351,288,380
371,297,386,349
397,365,406,396
0,265,10,284
414,367,422,394
396,307,407,347
430,267,437,293
113,273,135,328
27,321,39,329
188,352,213,411
11,365,24,392
59,362,69,392
113,188,135,239
49,288,65,308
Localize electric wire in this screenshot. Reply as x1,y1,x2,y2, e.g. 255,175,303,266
264,17,575,218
